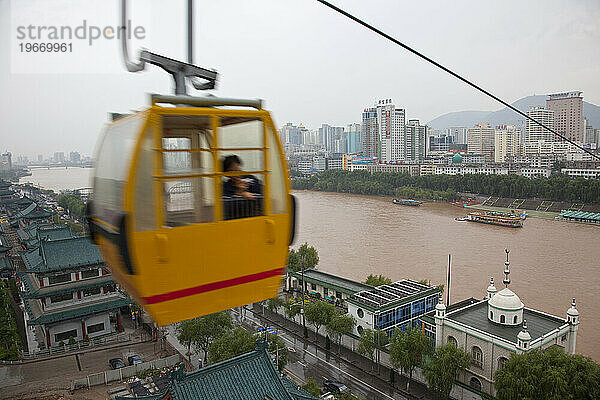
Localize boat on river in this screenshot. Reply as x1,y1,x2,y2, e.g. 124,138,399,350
464,211,523,228
393,198,422,206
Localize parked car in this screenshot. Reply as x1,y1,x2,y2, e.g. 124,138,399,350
323,380,349,394
128,355,143,366
109,358,126,369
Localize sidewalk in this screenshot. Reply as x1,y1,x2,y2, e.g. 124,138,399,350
250,304,434,400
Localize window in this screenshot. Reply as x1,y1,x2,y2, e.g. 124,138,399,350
336,291,342,299
469,377,482,391
497,357,508,371
81,269,99,279
87,323,105,334
49,292,73,304
160,116,215,226
490,311,493,319
55,329,77,343
357,325,364,335
513,315,518,324
500,315,505,323
83,287,101,297
48,273,71,285
323,287,328,297
472,346,483,368
561,334,567,342
357,308,364,319
447,336,458,347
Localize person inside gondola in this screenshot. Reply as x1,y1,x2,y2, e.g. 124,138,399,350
222,155,262,219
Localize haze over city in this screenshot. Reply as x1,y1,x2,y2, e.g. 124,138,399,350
1,0,599,156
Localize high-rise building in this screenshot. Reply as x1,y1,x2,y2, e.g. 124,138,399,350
467,123,495,161
546,91,584,143
429,134,454,153
280,123,304,145
446,127,468,145
526,106,555,142
69,151,81,163
494,125,523,163
54,152,65,163
361,108,378,157
318,124,344,153
0,152,12,171
361,99,406,162
405,119,426,161
37,154,43,162
583,118,599,147
346,123,362,154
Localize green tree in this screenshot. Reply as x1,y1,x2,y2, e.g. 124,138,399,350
193,311,233,364
176,318,199,365
357,329,376,369
390,327,432,392
0,282,21,360
266,296,286,314
304,300,335,342
364,274,392,286
302,377,321,397
264,333,289,371
284,298,302,320
494,346,600,400
288,243,320,273
326,312,356,354
423,343,470,400
208,327,255,364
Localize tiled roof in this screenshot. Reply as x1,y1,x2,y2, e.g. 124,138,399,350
39,237,103,272
37,225,73,241
0,257,13,271
23,295,131,325
166,341,317,400
19,272,115,299
446,300,568,344
21,248,44,271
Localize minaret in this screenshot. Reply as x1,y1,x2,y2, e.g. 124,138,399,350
566,298,579,354
503,248,510,287
486,277,497,300
517,319,531,354
434,295,446,348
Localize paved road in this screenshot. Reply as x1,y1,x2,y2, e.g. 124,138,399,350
235,306,413,400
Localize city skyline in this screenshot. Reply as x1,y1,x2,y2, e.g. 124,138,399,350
1,0,600,156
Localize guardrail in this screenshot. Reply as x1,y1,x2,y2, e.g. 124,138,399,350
21,332,133,360
71,354,181,391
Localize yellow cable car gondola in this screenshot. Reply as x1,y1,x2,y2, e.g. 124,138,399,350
88,95,295,326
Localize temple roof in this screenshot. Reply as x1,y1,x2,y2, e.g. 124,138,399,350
23,295,131,325
19,271,114,299
21,236,104,273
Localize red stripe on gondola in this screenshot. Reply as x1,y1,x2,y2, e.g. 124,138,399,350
142,267,285,305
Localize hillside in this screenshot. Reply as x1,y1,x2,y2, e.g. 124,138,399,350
427,95,600,131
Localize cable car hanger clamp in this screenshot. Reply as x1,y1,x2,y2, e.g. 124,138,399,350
315,0,599,161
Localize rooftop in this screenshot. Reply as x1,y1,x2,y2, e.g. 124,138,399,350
21,236,104,273
291,269,373,295
447,300,567,345
23,294,131,325
122,342,317,400
349,280,440,311
20,272,114,299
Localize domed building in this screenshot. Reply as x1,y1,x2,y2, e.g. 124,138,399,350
451,153,463,163
422,249,580,398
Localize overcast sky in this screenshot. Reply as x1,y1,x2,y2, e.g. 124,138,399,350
1,0,599,158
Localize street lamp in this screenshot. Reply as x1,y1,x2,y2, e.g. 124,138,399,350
300,253,308,338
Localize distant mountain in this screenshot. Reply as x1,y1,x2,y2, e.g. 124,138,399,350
427,95,600,131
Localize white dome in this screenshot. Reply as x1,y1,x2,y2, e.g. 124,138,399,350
517,329,531,342
489,288,524,311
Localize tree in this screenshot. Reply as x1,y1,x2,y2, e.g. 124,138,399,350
0,282,20,360
364,274,392,287
423,343,470,400
494,346,600,400
326,312,356,354
302,377,321,397
287,243,319,273
176,319,199,365
208,327,255,364
264,333,289,371
304,300,335,342
193,311,233,364
266,296,285,314
357,329,376,369
390,327,432,392
285,298,302,320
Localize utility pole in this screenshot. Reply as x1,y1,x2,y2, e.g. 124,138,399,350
301,253,308,338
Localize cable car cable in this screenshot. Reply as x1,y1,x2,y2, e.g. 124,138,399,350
316,0,600,161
